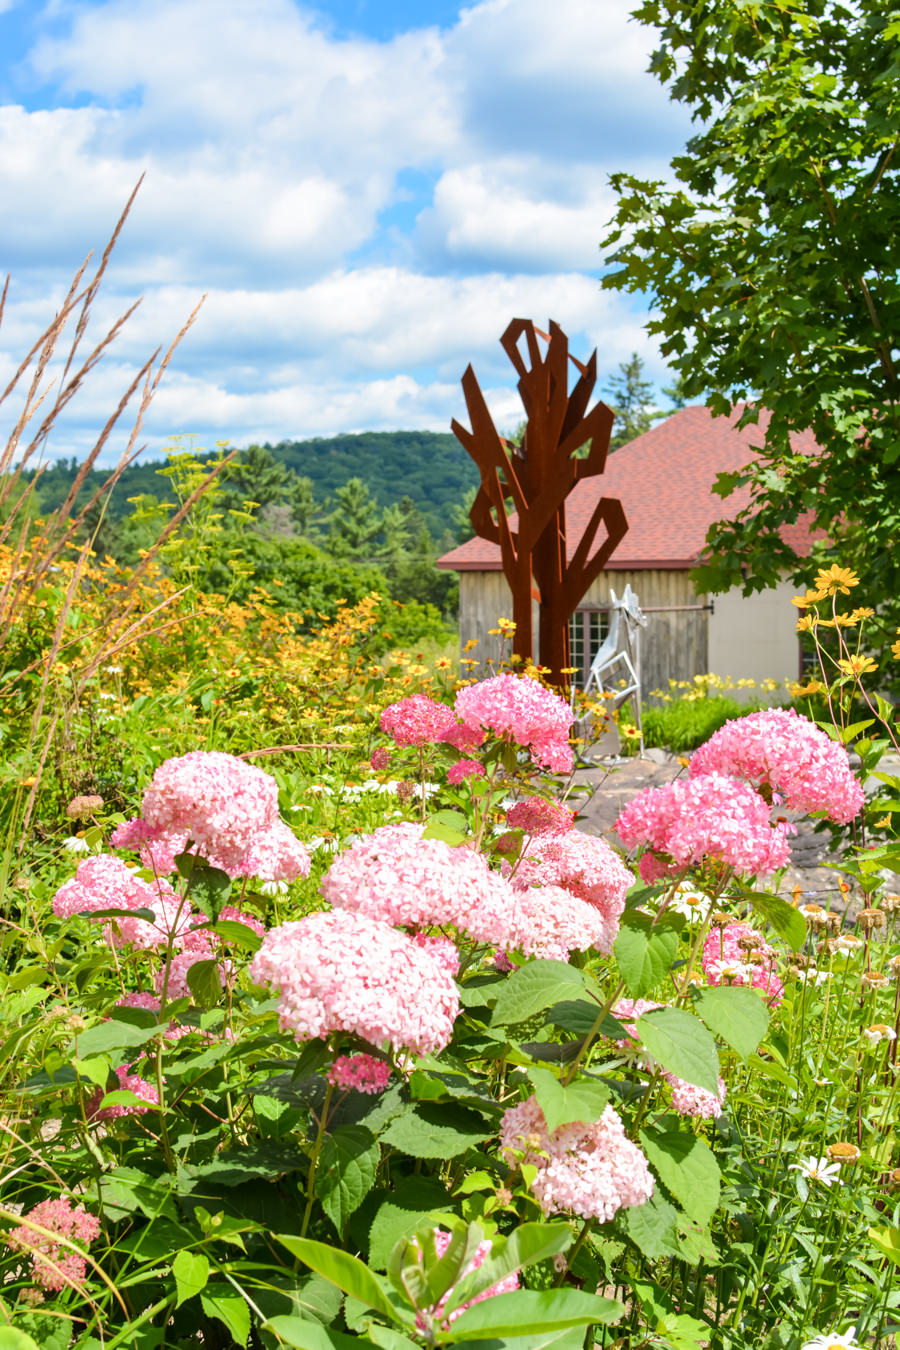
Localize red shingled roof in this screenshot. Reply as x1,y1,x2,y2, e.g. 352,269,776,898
438,404,821,572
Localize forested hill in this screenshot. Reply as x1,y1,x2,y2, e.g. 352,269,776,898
29,430,480,540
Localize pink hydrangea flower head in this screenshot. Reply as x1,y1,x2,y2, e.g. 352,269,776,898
52,854,198,949
689,707,864,823
321,822,519,948
611,998,665,1045
249,910,460,1055
410,932,461,975
447,759,485,785
511,883,624,960
615,772,791,878
5,1198,100,1292
116,991,162,1013
443,721,488,752
370,746,392,771
87,1065,160,1121
327,1053,391,1094
507,797,575,837
454,674,574,773
380,695,457,747
238,819,311,883
416,1230,519,1332
702,921,784,1006
136,750,284,875
513,832,633,946
667,1074,726,1119
499,1096,654,1222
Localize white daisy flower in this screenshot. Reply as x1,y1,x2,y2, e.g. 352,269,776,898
863,1023,896,1046
801,1326,859,1350
788,1155,842,1187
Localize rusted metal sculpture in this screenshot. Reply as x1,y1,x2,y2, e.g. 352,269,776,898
451,318,628,689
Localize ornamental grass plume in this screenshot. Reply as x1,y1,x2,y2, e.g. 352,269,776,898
321,822,518,947
454,673,574,772
689,707,864,823
114,750,311,881
249,910,460,1055
5,1198,100,1292
500,1095,653,1222
615,772,791,881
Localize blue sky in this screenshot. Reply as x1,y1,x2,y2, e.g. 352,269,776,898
0,0,694,462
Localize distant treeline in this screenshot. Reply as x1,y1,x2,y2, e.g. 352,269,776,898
27,430,480,544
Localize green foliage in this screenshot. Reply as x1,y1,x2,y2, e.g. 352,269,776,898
602,0,900,621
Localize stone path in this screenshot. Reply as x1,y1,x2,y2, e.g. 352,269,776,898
568,750,847,908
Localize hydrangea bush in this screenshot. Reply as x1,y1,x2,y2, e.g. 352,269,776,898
4,615,900,1350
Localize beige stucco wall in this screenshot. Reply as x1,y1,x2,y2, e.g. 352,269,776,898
457,567,800,693
707,576,801,688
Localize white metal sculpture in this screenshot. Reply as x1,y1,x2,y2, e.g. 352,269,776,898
582,584,646,751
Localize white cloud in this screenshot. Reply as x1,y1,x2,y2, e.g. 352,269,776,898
0,0,685,463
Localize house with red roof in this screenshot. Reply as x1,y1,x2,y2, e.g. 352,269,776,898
437,405,820,696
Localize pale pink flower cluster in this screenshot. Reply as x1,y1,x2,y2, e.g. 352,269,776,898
321,823,515,947
513,833,633,953
117,991,162,1013
615,772,791,881
418,1229,519,1331
326,1053,391,1094
690,708,864,823
323,823,614,962
454,675,574,773
5,1198,100,1292
507,796,574,837
113,751,311,882
410,932,461,974
511,884,624,962
52,855,195,950
500,1096,654,1222
668,1075,727,1120
702,921,784,1006
447,759,485,785
87,1065,160,1120
380,695,456,746
611,997,664,1043
152,904,261,1001
249,910,460,1055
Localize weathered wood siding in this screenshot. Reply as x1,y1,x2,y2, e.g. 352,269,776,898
457,568,708,694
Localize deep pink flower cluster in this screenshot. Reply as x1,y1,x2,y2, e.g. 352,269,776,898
615,772,791,880
52,855,195,950
447,759,485,785
112,751,311,882
321,823,516,947
327,1053,391,1094
380,695,457,746
5,1198,100,1292
702,921,784,1006
443,721,488,751
500,1096,654,1222
370,746,391,771
506,796,574,837
690,708,864,823
418,1229,519,1331
454,674,574,773
87,1065,160,1121
249,910,460,1055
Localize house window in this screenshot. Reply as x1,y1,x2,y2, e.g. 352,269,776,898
569,608,610,688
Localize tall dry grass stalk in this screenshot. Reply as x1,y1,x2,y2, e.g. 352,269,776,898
0,183,235,853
